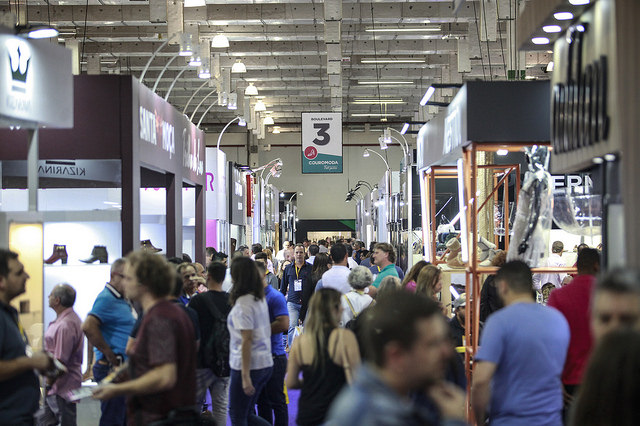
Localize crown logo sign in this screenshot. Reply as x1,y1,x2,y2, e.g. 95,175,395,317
7,39,31,91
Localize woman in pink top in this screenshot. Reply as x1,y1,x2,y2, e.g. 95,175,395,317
401,260,429,293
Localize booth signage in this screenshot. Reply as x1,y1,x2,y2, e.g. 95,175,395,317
301,112,343,173
552,23,610,154
0,35,73,128
229,164,246,225
134,80,205,184
552,174,593,191
2,159,121,183
205,148,228,221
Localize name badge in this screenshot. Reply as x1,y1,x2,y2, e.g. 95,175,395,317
294,279,303,292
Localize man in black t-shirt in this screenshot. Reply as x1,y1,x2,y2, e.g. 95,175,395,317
0,249,53,425
188,262,232,426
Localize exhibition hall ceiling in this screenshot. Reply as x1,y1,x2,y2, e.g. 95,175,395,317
0,0,552,131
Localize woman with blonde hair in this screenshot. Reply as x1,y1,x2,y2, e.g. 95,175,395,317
401,260,430,292
286,288,360,426
415,264,443,301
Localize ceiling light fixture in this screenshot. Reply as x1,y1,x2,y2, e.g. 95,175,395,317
263,116,274,125
351,113,397,117
232,60,247,73
254,100,266,111
357,81,413,85
543,25,563,33
211,34,230,48
183,0,205,6
272,127,281,134
363,149,370,158
179,33,194,57
238,117,247,126
351,99,405,105
360,58,425,64
25,26,59,39
496,149,509,156
227,93,238,110
198,66,211,79
245,83,258,96
188,55,202,67
365,26,440,32
420,86,436,106
401,123,410,135
546,61,555,72
419,83,463,106
569,0,590,4
531,37,550,45
554,12,574,20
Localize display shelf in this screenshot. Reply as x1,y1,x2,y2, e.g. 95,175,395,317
41,210,121,223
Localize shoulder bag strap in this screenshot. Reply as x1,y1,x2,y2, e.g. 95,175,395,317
343,293,358,318
202,294,223,321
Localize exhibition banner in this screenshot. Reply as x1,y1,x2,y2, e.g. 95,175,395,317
301,112,343,173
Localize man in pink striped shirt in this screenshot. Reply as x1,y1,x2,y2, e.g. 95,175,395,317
37,284,83,426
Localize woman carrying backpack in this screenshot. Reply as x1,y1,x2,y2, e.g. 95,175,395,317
286,288,361,426
227,257,273,426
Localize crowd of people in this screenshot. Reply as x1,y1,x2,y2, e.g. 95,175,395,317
1,237,640,426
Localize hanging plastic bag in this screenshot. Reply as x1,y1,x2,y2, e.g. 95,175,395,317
507,146,553,268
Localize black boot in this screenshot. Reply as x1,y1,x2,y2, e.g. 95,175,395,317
80,246,108,264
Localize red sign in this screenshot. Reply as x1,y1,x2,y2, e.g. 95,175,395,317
304,145,318,159
246,174,253,217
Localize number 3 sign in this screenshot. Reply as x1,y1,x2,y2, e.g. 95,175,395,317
301,112,343,174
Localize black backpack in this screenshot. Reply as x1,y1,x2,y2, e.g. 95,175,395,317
201,296,231,377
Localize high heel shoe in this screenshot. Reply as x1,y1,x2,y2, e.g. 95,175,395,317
45,244,68,265
80,245,108,264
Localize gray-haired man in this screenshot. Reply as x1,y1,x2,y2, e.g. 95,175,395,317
37,284,83,426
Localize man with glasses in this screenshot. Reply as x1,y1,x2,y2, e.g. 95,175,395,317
83,258,136,426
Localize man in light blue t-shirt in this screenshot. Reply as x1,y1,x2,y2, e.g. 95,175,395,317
471,261,569,426
83,259,136,425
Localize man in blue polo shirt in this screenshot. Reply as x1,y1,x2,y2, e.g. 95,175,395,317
256,260,290,426
280,244,312,347
83,258,136,426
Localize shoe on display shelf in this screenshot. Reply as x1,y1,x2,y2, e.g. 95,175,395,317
80,245,109,264
140,239,162,253
44,244,68,265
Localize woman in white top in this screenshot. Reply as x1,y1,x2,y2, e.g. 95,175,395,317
340,266,375,327
227,257,273,426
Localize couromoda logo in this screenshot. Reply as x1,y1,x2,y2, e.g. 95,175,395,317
7,38,31,93
304,146,318,159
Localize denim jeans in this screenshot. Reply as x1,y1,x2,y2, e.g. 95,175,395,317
228,367,273,426
287,302,301,347
195,368,230,426
256,355,288,426
35,394,77,426
93,362,127,426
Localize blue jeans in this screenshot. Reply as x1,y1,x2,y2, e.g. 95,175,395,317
195,368,230,426
229,367,273,426
287,302,301,347
256,355,288,426
93,362,127,426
